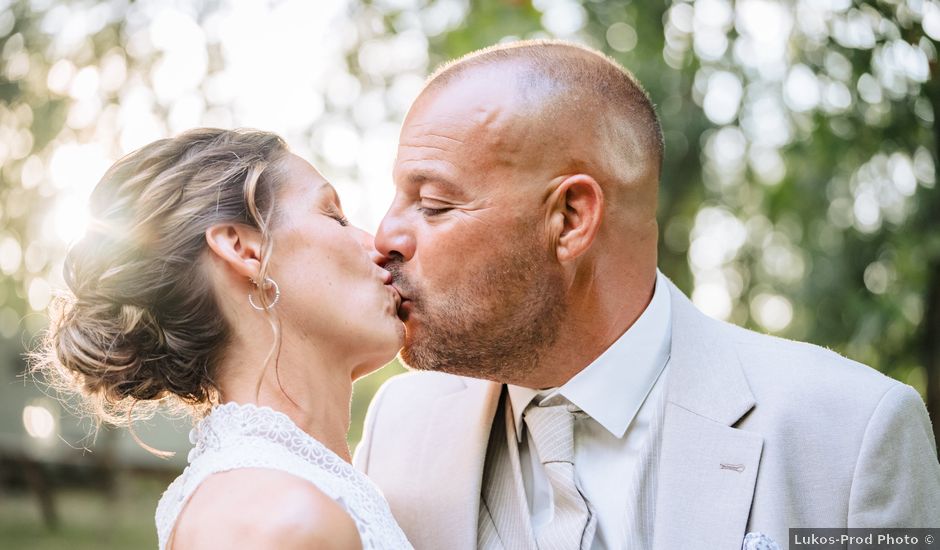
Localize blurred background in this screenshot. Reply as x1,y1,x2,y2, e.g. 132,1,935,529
1,0,938,547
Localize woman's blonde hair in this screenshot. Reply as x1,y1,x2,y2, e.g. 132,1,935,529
32,128,290,452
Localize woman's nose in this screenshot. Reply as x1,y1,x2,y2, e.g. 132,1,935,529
355,227,386,267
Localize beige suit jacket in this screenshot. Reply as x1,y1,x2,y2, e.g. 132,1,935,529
354,279,940,549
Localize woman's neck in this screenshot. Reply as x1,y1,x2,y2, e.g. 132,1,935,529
215,338,356,462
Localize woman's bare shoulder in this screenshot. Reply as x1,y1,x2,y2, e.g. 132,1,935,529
170,468,360,550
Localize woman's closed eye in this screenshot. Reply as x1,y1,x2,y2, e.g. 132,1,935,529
326,205,349,226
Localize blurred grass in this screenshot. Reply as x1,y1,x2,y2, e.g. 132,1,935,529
0,474,168,550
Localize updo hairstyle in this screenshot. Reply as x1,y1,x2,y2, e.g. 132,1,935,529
33,128,290,436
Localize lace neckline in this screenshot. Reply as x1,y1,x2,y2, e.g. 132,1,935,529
186,401,349,466
160,400,413,549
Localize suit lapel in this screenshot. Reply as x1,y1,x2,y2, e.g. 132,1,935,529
652,279,764,550
413,377,501,550
653,403,763,549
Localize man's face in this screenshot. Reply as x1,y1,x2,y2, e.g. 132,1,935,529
375,76,566,383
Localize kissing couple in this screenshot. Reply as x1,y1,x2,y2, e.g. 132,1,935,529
36,40,940,550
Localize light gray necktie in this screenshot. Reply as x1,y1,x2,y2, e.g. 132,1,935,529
479,392,537,550
524,401,596,550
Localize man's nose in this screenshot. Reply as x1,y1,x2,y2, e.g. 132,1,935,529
375,205,416,262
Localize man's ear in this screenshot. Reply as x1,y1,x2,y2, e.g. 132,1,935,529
205,223,264,281
547,174,604,262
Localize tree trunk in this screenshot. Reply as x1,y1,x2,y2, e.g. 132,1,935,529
926,261,940,451
925,65,940,452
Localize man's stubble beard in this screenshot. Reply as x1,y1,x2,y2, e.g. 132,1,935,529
394,242,567,384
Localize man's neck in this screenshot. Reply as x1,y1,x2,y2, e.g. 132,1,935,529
512,269,658,389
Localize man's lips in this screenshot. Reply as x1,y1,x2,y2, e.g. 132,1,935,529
389,282,408,301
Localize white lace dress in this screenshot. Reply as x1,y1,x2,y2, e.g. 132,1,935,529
155,402,412,549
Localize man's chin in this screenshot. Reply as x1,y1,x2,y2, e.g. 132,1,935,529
395,349,420,372
396,341,441,373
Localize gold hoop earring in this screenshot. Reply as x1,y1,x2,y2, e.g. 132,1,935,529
248,276,280,311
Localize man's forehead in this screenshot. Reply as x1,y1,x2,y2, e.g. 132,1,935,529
405,94,513,139
400,90,534,167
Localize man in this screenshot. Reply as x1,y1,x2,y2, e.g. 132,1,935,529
354,40,940,549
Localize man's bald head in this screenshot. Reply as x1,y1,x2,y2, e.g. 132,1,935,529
425,41,662,174
411,39,664,229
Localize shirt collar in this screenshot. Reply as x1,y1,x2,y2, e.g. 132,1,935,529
507,270,672,440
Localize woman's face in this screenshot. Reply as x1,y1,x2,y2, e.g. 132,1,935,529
268,154,403,376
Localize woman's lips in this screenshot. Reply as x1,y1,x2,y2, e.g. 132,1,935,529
386,282,402,308
388,282,412,320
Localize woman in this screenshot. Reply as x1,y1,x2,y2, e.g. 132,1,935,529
33,128,412,549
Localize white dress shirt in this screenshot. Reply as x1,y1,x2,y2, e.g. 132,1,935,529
507,270,672,550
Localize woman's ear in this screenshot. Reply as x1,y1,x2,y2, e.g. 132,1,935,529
205,224,264,281
547,174,604,262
